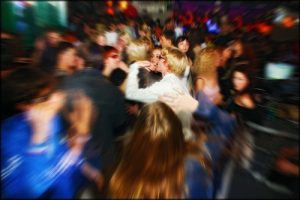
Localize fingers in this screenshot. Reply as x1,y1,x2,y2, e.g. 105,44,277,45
137,60,151,67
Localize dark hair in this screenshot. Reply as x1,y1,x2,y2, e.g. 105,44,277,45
231,64,255,95
161,30,175,44
102,45,119,60
137,68,162,89
175,36,194,61
2,67,56,105
56,41,75,56
175,36,190,47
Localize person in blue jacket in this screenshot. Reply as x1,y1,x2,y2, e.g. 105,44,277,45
1,67,103,199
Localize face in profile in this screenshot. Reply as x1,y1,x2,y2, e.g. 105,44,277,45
231,41,243,57
232,71,249,92
47,32,61,47
223,47,233,60
177,39,190,54
96,34,107,46
105,52,120,69
157,55,168,74
62,48,77,67
160,36,171,48
150,49,162,70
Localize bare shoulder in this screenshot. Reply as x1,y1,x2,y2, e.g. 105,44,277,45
194,77,204,92
240,95,256,109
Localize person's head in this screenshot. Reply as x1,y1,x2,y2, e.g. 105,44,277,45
231,64,254,94
74,50,87,71
92,31,107,46
45,30,62,47
230,39,244,58
160,30,175,48
175,36,190,54
149,47,162,70
158,47,188,77
126,39,148,63
102,45,120,70
139,36,153,51
56,42,77,73
109,101,186,198
216,44,234,66
192,47,220,76
2,67,56,110
116,31,132,52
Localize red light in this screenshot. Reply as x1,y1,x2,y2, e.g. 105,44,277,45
282,16,295,28
107,8,114,15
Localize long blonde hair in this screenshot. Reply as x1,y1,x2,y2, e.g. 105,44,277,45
192,47,220,77
126,39,148,63
109,101,186,198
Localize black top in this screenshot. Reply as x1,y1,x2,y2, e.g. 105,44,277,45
109,68,127,87
137,68,162,89
226,100,261,124
60,68,128,155
39,46,59,74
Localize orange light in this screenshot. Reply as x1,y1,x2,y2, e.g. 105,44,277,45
282,16,295,28
119,1,128,10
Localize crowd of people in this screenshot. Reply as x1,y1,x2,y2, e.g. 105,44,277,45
1,7,299,199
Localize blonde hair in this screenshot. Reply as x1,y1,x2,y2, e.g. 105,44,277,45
192,47,220,76
126,39,148,63
119,31,132,45
109,101,186,198
162,47,188,77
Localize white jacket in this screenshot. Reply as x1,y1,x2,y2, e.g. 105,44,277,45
125,62,189,103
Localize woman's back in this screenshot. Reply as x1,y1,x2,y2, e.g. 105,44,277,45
109,102,213,199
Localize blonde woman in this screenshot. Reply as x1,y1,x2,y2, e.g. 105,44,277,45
192,47,223,105
109,101,214,199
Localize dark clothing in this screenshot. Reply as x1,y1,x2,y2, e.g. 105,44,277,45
60,68,128,157
217,67,232,102
226,100,261,124
39,46,59,74
87,43,105,70
109,68,127,87
137,68,162,89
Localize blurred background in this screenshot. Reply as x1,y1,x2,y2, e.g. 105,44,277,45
1,1,299,51
1,1,299,199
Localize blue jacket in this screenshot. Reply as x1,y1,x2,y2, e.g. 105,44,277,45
184,92,236,198
1,113,85,198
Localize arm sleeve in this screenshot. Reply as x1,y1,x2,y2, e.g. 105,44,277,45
193,91,236,138
193,92,236,167
125,63,165,103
